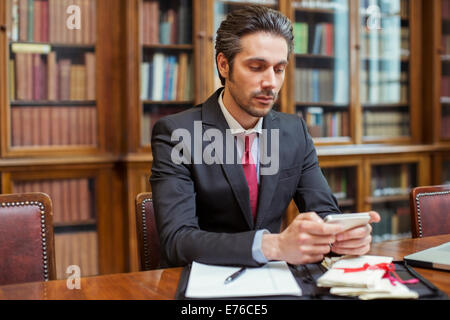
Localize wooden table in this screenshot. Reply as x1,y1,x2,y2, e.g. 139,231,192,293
0,235,449,300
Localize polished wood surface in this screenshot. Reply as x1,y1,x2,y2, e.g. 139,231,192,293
0,235,448,300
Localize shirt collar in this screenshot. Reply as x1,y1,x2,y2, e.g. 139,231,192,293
218,90,263,136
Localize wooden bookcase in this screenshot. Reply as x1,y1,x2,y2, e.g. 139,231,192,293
0,0,127,278
423,0,450,143
1,0,450,275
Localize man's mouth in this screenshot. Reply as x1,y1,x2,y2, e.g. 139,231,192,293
254,95,274,104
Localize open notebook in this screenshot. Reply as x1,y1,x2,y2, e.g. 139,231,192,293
185,261,302,298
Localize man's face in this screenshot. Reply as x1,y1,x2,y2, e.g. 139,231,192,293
223,32,288,118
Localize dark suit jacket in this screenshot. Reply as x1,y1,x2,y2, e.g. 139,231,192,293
150,88,340,268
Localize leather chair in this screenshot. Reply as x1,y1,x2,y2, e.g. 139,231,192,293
410,185,450,238
135,192,161,271
0,192,56,285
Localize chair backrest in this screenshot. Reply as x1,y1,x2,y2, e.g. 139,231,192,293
0,192,56,285
135,192,161,271
410,185,450,238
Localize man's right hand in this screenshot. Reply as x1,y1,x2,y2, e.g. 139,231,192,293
261,212,344,265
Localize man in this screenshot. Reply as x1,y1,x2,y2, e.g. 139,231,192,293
150,5,380,268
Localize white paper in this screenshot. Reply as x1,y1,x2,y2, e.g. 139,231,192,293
317,255,393,288
185,261,302,298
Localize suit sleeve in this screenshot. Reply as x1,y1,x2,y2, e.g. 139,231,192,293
293,118,341,218
150,118,261,268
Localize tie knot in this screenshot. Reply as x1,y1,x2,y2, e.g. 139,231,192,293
244,133,256,153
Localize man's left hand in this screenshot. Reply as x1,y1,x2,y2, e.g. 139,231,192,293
330,211,381,256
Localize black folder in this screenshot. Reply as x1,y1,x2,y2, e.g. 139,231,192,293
175,261,447,300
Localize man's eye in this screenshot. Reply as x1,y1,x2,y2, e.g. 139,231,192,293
249,66,261,71
275,67,286,73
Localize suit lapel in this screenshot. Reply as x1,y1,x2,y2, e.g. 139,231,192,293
201,89,254,229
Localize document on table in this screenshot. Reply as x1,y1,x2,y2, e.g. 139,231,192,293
185,261,302,298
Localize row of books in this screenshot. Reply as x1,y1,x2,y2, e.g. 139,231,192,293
13,178,94,224
360,27,410,59
363,110,410,137
372,206,411,243
9,0,97,44
293,22,334,56
294,68,348,103
141,0,192,45
55,231,98,279
360,0,408,16
141,106,188,145
141,53,194,101
322,168,350,201
293,0,347,11
371,164,413,197
11,106,97,147
360,70,408,104
11,52,96,101
298,108,349,138
443,0,450,19
442,75,450,98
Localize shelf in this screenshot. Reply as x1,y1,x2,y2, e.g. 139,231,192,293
142,100,194,105
11,100,96,107
441,97,450,104
54,220,97,234
142,44,193,51
362,103,409,109
296,102,348,108
295,54,335,59
366,194,409,204
218,0,277,7
9,42,95,52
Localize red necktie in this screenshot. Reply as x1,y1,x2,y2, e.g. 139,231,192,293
242,134,258,220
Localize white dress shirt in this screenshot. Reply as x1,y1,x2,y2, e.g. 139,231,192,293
218,91,269,264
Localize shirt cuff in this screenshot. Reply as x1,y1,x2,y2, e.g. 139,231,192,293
252,229,270,264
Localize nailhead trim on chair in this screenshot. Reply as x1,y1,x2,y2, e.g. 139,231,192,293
415,190,450,238
0,200,50,281
141,198,152,270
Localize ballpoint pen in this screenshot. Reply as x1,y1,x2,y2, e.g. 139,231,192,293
224,267,247,285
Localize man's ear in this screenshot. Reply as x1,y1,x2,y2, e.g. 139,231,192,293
216,52,229,80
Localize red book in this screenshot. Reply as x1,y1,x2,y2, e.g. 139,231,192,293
41,0,49,42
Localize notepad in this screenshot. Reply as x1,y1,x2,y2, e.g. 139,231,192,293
185,261,302,298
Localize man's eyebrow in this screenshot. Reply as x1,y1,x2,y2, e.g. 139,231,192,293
244,57,288,65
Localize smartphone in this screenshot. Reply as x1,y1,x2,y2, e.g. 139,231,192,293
324,213,370,231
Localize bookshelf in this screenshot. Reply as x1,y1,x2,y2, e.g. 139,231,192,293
291,0,351,141
139,0,195,148
321,165,357,212
441,0,450,139
363,155,430,242
359,0,415,143
4,0,99,155
0,0,128,278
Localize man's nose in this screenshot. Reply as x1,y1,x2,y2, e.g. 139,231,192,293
261,69,277,89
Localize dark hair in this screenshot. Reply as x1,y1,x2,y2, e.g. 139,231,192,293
215,5,294,86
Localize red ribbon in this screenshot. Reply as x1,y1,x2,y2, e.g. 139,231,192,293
336,262,419,286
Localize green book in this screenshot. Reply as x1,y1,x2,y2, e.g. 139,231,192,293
28,0,34,42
